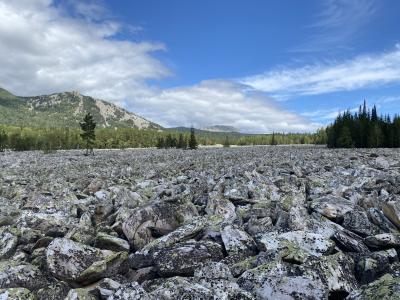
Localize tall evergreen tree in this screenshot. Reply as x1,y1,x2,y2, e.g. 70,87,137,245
80,113,96,156
270,132,277,145
188,127,198,149
0,128,7,151
337,126,353,148
223,135,230,148
177,133,186,149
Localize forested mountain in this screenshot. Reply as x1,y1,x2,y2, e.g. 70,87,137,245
0,88,161,129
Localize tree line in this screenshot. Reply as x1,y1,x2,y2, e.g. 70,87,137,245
0,121,323,153
327,101,400,148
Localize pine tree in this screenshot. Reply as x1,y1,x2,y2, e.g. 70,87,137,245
0,128,7,151
188,127,198,150
337,126,353,148
80,113,96,156
156,137,165,149
223,135,230,148
270,132,277,145
177,133,186,149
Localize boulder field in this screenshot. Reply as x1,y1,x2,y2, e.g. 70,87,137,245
1,146,400,299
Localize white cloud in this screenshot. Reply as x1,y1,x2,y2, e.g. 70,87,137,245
135,80,320,133
0,0,169,104
241,46,400,98
0,0,319,133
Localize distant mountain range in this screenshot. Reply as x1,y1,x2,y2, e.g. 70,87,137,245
0,87,242,134
202,125,239,133
0,88,161,129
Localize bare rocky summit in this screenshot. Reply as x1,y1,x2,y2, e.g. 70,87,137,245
1,146,400,299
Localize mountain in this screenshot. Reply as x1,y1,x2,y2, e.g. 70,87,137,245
0,88,161,129
202,125,239,133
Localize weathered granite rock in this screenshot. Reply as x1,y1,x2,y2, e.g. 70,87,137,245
45,238,127,284
0,260,47,291
153,240,224,277
347,274,400,300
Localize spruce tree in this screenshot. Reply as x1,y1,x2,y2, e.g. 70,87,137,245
223,136,230,148
188,127,198,149
177,133,186,149
80,113,96,156
337,126,353,148
0,128,7,152
270,132,278,145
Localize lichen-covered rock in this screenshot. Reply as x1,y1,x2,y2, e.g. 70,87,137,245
382,201,400,229
310,195,354,221
355,248,398,284
0,260,47,291
347,274,400,300
122,201,198,250
108,282,150,300
364,233,400,249
0,229,18,259
3,146,400,299
257,230,335,257
95,232,130,252
149,277,213,300
65,288,97,300
221,225,257,260
254,276,327,300
153,240,224,277
45,238,127,284
0,288,35,300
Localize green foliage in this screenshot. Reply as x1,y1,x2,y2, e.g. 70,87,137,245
80,113,96,155
0,128,7,152
223,136,230,148
270,132,278,146
188,127,198,150
177,133,187,149
327,101,400,148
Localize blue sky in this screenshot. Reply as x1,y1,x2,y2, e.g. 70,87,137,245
1,0,400,132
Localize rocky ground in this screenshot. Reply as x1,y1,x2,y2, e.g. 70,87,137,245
1,146,400,300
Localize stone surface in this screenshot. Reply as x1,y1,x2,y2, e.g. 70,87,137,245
1,147,400,299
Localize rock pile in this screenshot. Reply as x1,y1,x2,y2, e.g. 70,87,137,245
1,146,400,299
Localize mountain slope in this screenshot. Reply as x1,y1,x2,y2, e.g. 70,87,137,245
0,88,161,129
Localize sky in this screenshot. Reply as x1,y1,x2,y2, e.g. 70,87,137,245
1,0,400,133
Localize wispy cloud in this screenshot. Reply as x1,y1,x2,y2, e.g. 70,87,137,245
293,0,378,52
241,44,400,98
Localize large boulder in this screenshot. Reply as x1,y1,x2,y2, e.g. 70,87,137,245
257,231,335,257
309,195,354,221
153,240,224,277
221,225,257,261
0,260,47,291
45,238,127,284
0,228,18,259
122,201,198,250
347,274,400,300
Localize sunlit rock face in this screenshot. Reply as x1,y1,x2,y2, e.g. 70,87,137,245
1,146,400,299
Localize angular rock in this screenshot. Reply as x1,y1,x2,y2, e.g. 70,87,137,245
46,238,127,284
257,230,335,257
108,282,150,300
95,232,130,252
382,201,400,229
0,288,35,300
347,274,400,300
153,240,224,277
122,201,198,250
364,233,400,249
221,225,257,260
0,260,47,291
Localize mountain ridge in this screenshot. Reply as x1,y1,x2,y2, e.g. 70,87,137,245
0,88,162,129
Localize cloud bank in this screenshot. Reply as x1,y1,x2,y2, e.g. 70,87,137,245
0,0,318,133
